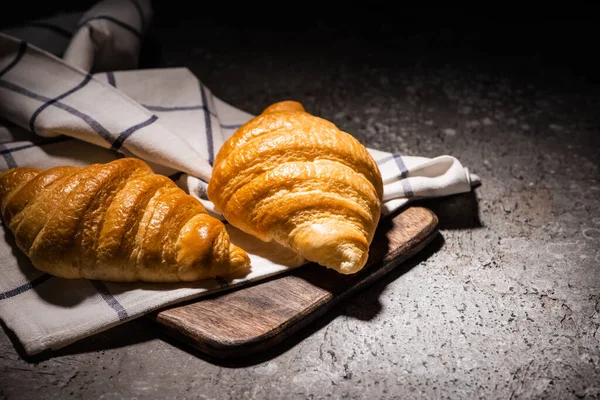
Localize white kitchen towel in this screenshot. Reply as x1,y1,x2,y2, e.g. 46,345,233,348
0,0,479,356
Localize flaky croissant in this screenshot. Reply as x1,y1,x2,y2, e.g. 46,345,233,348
208,101,383,274
0,158,250,282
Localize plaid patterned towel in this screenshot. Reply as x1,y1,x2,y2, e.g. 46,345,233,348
0,0,479,356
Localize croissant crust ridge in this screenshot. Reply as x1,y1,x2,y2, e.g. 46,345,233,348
0,158,250,282
208,100,383,274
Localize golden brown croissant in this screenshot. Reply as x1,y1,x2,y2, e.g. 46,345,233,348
0,158,250,282
208,101,383,275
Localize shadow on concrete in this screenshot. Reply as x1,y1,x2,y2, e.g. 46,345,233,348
1,316,156,364
415,190,483,230
150,233,444,368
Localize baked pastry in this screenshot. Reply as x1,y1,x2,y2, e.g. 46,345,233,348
0,158,250,282
208,100,383,274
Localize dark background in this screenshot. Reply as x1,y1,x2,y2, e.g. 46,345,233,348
1,2,598,153
2,1,599,84
2,2,598,158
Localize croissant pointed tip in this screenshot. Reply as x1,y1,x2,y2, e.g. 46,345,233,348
224,244,252,279
337,251,369,275
291,222,370,275
330,242,370,274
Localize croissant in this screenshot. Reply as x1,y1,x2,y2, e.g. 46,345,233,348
208,101,383,275
0,158,250,282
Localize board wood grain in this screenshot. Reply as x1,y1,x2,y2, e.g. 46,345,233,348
150,206,438,358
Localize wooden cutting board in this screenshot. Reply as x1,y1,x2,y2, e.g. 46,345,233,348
149,206,438,358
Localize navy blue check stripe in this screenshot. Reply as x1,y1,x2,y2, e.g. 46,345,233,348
377,154,414,197
29,74,93,135
78,15,141,39
90,281,129,321
0,272,129,323
196,180,209,200
1,79,163,151
0,41,27,78
0,144,18,168
0,137,72,169
0,274,52,300
110,115,158,151
143,104,203,112
376,154,409,178
0,273,128,322
221,123,243,130
106,71,116,87
143,104,206,112
393,155,414,197
0,79,115,145
141,103,243,130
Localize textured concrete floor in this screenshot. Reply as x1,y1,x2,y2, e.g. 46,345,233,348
1,11,600,400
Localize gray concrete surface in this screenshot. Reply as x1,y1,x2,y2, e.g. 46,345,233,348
1,13,600,400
